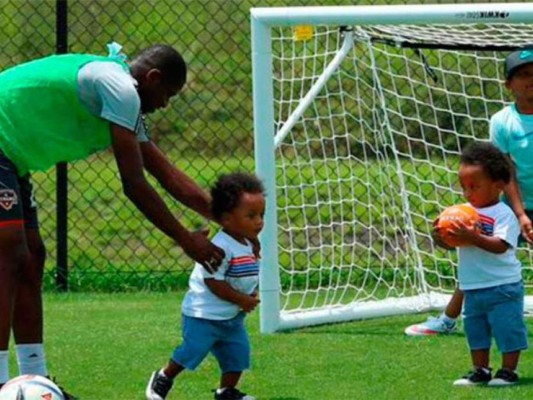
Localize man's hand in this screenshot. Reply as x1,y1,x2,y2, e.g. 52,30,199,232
181,229,225,273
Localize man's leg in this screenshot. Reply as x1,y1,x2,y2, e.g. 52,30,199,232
0,156,32,385
0,229,28,386
10,173,47,376
10,177,77,399
13,227,47,376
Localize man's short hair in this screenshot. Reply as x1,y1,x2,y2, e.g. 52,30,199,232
132,44,186,88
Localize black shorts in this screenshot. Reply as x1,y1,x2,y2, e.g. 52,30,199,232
0,151,38,230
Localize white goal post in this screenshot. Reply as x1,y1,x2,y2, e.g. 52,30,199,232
251,3,533,333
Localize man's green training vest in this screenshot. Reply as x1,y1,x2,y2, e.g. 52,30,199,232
0,54,129,176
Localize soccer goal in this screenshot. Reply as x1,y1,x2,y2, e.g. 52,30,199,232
251,3,533,333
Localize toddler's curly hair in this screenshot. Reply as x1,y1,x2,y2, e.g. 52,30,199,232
460,141,511,183
211,172,265,220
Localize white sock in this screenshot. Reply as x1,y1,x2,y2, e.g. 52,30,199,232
16,344,48,376
441,312,457,323
0,350,9,384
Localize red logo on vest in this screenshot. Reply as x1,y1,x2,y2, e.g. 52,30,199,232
0,189,18,211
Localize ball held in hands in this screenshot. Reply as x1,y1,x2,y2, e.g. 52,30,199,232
436,204,480,247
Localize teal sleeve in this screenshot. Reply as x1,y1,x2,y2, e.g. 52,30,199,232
490,114,508,154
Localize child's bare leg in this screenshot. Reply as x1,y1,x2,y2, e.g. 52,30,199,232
163,359,185,379
220,371,242,388
471,349,490,369
453,348,492,386
404,287,463,336
501,351,520,371
445,288,464,319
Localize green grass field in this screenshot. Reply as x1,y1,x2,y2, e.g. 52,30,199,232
2,2,533,397
15,292,533,400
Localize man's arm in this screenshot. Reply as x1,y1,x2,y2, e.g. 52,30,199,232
503,157,525,216
490,120,533,242
502,155,533,242
110,123,224,269
140,140,212,220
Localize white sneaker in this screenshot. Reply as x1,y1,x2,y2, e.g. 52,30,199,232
404,316,457,336
453,368,492,386
488,369,519,386
214,387,256,400
146,370,173,400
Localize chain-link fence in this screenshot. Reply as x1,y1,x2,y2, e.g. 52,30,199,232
0,0,526,291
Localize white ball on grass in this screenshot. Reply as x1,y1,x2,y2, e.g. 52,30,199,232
0,375,64,400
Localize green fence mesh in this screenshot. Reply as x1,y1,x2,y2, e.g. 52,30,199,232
0,0,526,291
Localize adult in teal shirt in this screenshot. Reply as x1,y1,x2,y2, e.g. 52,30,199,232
491,47,533,237
0,44,225,397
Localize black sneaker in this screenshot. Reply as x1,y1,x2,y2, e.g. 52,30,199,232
47,376,78,400
145,370,173,400
488,369,519,386
453,367,492,386
213,387,256,400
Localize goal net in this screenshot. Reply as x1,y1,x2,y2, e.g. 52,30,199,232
251,4,533,332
